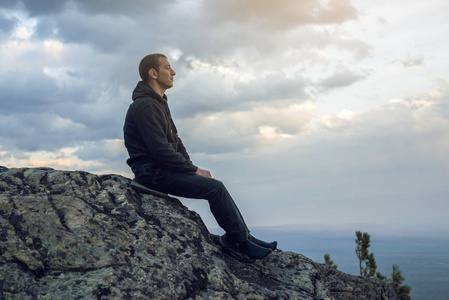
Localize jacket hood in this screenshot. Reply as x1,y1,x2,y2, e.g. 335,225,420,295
132,81,167,102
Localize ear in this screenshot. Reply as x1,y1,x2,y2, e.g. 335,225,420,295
148,68,158,80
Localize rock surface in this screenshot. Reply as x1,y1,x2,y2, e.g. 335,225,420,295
0,166,397,300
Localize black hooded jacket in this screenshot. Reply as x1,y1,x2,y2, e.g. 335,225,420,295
123,81,197,174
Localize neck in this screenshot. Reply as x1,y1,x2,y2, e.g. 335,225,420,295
147,81,165,98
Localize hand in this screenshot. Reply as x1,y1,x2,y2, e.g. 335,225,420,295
195,168,212,178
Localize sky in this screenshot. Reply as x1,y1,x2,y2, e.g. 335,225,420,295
1,0,448,235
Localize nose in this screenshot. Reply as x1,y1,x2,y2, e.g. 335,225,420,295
171,69,176,76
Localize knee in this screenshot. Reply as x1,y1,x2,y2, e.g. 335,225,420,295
211,178,225,190
208,179,228,197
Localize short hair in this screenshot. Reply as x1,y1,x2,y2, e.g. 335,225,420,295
139,53,167,83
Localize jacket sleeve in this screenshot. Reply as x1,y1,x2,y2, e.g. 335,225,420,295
135,101,197,174
177,136,192,161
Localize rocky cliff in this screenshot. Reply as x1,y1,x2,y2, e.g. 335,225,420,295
0,166,397,300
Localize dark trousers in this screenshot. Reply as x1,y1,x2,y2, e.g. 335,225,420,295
134,164,250,242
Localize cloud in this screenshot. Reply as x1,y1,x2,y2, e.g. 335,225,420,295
204,0,357,30
71,0,175,16
0,0,436,159
377,17,387,24
0,145,122,175
1,0,448,231
5,0,67,16
171,61,310,118
331,35,372,60
0,11,18,33
318,67,368,90
208,86,449,226
402,55,424,69
3,0,161,17
0,12,135,152
177,101,318,154
182,78,449,179
35,9,137,53
0,70,59,113
0,75,128,152
0,137,130,176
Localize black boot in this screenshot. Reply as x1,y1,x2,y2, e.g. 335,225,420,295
250,235,277,250
239,239,272,259
219,234,272,259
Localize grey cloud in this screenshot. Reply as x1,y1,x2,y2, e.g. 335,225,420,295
25,1,168,52
279,27,372,62
72,99,129,138
0,13,18,33
0,74,128,152
73,0,175,16
28,0,362,61
175,101,317,156
0,67,99,116
318,68,368,90
183,89,449,166
377,17,388,24
334,36,372,60
167,0,360,62
0,0,362,156
235,74,308,103
2,0,175,19
0,0,18,8
171,70,308,119
17,1,189,58
2,0,154,17
176,117,258,155
35,10,138,52
0,19,139,153
33,18,57,38
0,112,78,151
0,104,125,152
71,139,132,175
402,55,424,69
234,96,449,181
74,139,127,162
0,71,59,113
65,70,82,79
184,135,252,155
6,0,357,26
170,74,238,118
5,0,68,16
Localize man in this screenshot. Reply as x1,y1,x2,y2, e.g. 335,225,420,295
123,53,276,259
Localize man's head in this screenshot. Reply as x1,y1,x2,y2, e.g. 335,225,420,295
139,53,176,95
139,53,167,83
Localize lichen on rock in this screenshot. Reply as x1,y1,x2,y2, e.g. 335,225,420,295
0,166,397,299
